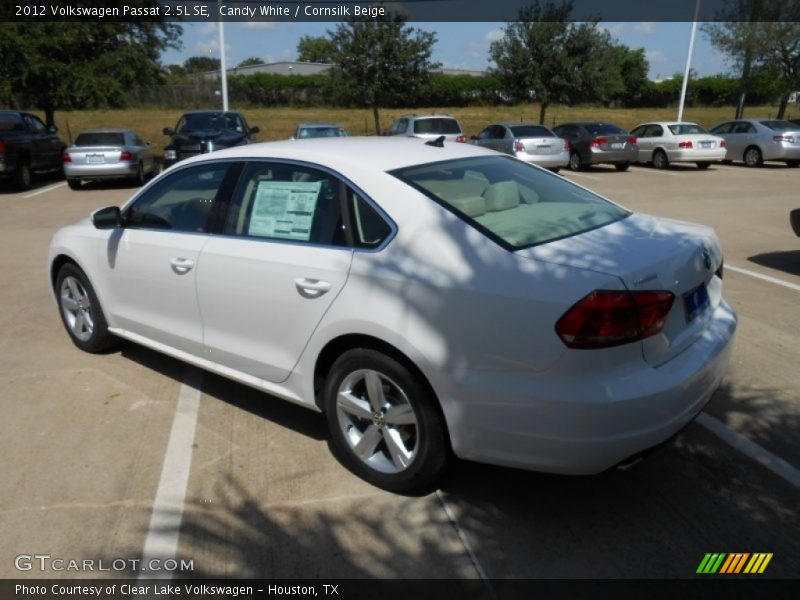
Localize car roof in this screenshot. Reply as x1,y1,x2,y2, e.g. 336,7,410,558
397,114,457,119
181,110,244,116
556,122,622,127
498,122,552,128
297,122,342,128
76,128,131,134
177,136,496,172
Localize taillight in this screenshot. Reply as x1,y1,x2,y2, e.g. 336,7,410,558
590,137,608,148
720,140,726,148
627,137,637,145
563,140,570,151
514,139,525,153
678,140,693,149
555,290,675,349
0,141,5,157
119,151,133,161
455,134,468,143
773,135,794,143
62,151,72,163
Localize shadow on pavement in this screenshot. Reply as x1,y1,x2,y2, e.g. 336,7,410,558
747,250,800,277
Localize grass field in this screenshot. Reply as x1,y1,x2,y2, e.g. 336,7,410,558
46,104,793,159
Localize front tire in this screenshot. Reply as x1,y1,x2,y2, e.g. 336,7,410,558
67,178,81,190
744,146,763,168
55,263,117,353
324,349,449,493
133,162,145,187
696,162,711,170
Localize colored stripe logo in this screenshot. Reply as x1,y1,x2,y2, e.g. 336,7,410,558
697,553,773,574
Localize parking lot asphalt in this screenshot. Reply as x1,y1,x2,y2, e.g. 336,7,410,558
1,162,798,583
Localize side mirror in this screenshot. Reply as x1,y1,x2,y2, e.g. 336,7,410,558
48,125,58,134
163,127,175,136
92,206,122,230
249,126,260,135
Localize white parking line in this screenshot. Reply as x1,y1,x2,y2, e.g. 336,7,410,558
697,413,800,489
22,182,66,198
726,264,800,293
562,172,600,181
629,166,687,177
138,367,202,580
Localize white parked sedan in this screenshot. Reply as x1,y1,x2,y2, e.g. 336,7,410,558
48,138,737,492
630,122,727,169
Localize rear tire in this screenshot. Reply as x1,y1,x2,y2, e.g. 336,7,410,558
55,263,118,353
14,160,32,191
67,178,81,190
133,162,145,187
548,167,560,174
323,349,450,493
568,151,583,171
696,162,711,170
744,146,763,168
652,149,669,170
614,162,630,172
786,160,799,168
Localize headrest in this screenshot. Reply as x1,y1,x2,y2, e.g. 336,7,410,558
483,181,520,211
450,196,487,218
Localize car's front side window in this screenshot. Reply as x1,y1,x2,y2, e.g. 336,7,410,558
125,163,232,233
391,155,630,250
224,162,348,247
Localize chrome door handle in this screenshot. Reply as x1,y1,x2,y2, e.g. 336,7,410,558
170,257,194,274
295,278,331,298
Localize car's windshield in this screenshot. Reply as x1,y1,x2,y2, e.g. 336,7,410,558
584,123,626,135
413,118,461,135
760,120,797,131
298,126,347,138
75,132,125,146
177,113,244,133
509,125,553,138
391,156,630,250
668,124,707,135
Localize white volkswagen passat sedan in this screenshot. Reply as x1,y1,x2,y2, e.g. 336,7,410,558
48,138,737,492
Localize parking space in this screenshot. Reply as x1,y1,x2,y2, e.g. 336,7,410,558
1,163,798,581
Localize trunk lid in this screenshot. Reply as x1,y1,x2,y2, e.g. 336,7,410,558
68,146,124,165
595,134,631,150
520,137,561,155
517,213,723,365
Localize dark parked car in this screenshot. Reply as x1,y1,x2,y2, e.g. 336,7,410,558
162,111,259,168
552,122,638,172
0,111,66,190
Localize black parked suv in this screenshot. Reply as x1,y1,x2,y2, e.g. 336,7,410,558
162,111,259,168
0,111,66,190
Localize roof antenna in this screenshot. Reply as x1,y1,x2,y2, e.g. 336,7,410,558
425,135,445,147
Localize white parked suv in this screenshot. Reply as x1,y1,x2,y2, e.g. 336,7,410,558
48,137,736,492
385,114,467,142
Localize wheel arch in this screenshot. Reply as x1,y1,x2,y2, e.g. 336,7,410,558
743,144,762,160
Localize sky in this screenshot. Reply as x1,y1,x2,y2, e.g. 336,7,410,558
161,21,731,81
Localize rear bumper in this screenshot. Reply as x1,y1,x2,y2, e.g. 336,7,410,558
446,300,738,474
667,148,727,162
65,163,138,179
515,150,570,168
764,145,800,161
589,147,638,164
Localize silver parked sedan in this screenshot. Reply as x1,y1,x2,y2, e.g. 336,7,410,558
293,122,349,139
709,119,800,168
629,122,727,169
469,123,570,171
64,129,157,189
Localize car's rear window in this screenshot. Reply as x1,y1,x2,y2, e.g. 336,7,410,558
760,120,797,131
668,124,707,135
298,127,347,138
0,114,24,132
509,125,553,138
75,132,125,146
390,155,630,250
584,123,626,135
413,118,462,135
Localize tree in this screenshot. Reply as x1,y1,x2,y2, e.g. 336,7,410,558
0,19,181,125
237,57,264,68
183,56,221,74
610,45,650,106
328,15,439,134
757,21,800,118
489,1,621,124
296,35,336,63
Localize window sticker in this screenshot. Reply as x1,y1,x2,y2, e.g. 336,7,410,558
248,180,321,241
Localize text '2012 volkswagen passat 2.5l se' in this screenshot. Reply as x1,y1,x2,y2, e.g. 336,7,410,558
48,137,737,493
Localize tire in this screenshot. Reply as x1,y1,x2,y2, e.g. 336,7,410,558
696,162,711,170
14,159,32,191
55,263,117,353
568,151,583,171
614,162,630,172
323,349,450,493
548,167,560,174
744,146,763,168
67,178,81,190
133,162,145,186
721,159,733,165
786,160,799,168
652,149,669,170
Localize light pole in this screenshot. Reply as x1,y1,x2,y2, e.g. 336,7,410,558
218,3,229,111
677,0,701,122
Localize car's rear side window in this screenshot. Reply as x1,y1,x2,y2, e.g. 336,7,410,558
413,118,461,135
75,133,125,146
0,114,24,132
391,155,629,250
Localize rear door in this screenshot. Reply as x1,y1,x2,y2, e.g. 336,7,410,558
23,114,62,170
196,161,355,383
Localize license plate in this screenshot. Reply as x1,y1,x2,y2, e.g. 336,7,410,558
611,142,624,149
699,141,713,148
683,284,710,322
86,154,104,164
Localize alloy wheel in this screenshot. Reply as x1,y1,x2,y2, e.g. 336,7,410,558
60,276,94,341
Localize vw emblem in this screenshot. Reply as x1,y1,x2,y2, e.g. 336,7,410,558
701,246,712,271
